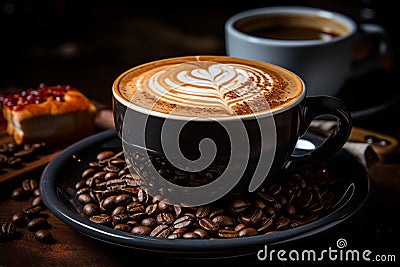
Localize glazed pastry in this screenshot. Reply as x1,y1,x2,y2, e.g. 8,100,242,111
1,84,97,145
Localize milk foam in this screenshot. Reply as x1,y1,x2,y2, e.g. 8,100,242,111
117,56,303,117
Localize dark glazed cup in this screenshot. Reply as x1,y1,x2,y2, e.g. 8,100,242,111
112,55,352,206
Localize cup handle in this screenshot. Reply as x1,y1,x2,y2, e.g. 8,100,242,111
350,23,389,78
283,96,352,173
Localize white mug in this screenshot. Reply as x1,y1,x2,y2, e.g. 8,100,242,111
225,6,388,96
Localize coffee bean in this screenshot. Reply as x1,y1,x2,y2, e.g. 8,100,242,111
257,192,275,203
33,188,41,197
14,148,35,158
104,165,120,173
22,179,38,192
23,205,42,219
168,228,188,239
112,214,129,225
247,208,266,226
145,203,158,215
114,224,131,232
111,206,126,217
268,183,282,196
82,203,100,217
141,217,157,228
96,151,115,161
27,217,49,231
285,204,296,216
1,222,16,237
157,201,170,212
128,212,147,222
212,215,236,227
0,144,9,153
77,193,94,205
156,212,174,225
126,220,138,228
76,187,90,196
198,217,219,232
234,223,246,232
11,211,27,227
11,187,28,201
150,224,173,238
131,226,152,236
85,177,100,189
294,190,313,208
308,202,325,213
105,172,118,181
34,230,54,244
115,194,133,206
229,199,251,215
0,153,8,165
7,156,22,166
126,202,144,214
89,214,112,226
100,196,118,210
290,220,305,228
238,227,258,237
193,228,209,238
105,179,126,190
217,229,238,238
173,215,194,229
82,168,96,179
110,158,126,167
32,196,43,207
321,190,334,203
276,217,291,230
257,217,274,233
182,232,201,239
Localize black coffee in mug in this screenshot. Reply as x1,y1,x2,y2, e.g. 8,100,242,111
234,14,349,41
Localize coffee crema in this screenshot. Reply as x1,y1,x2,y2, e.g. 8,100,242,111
115,56,303,117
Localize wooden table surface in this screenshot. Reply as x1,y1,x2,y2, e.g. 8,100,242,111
1,1,399,265
1,123,400,266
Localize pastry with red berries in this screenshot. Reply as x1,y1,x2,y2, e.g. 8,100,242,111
1,84,97,145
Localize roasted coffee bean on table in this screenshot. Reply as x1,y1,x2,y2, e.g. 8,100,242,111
3,177,55,244
0,221,16,240
0,141,47,171
34,229,54,244
75,150,340,239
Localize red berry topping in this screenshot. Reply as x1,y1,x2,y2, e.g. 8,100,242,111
0,83,76,111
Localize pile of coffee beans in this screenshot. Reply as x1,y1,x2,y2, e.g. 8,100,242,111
75,150,338,239
1,178,55,244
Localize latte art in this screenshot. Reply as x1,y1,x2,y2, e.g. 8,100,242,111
117,56,303,117
146,62,276,115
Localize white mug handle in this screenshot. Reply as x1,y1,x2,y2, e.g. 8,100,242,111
351,23,389,78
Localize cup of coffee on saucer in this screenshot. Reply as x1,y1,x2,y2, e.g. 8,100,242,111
225,6,388,96
112,55,352,207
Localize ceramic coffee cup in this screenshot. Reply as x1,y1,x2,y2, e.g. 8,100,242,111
112,55,352,206
225,6,388,96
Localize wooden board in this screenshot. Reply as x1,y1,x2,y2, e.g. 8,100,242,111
0,130,70,184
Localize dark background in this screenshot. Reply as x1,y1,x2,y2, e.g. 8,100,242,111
0,1,399,266
1,0,399,135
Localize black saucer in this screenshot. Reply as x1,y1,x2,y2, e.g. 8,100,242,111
40,129,369,258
